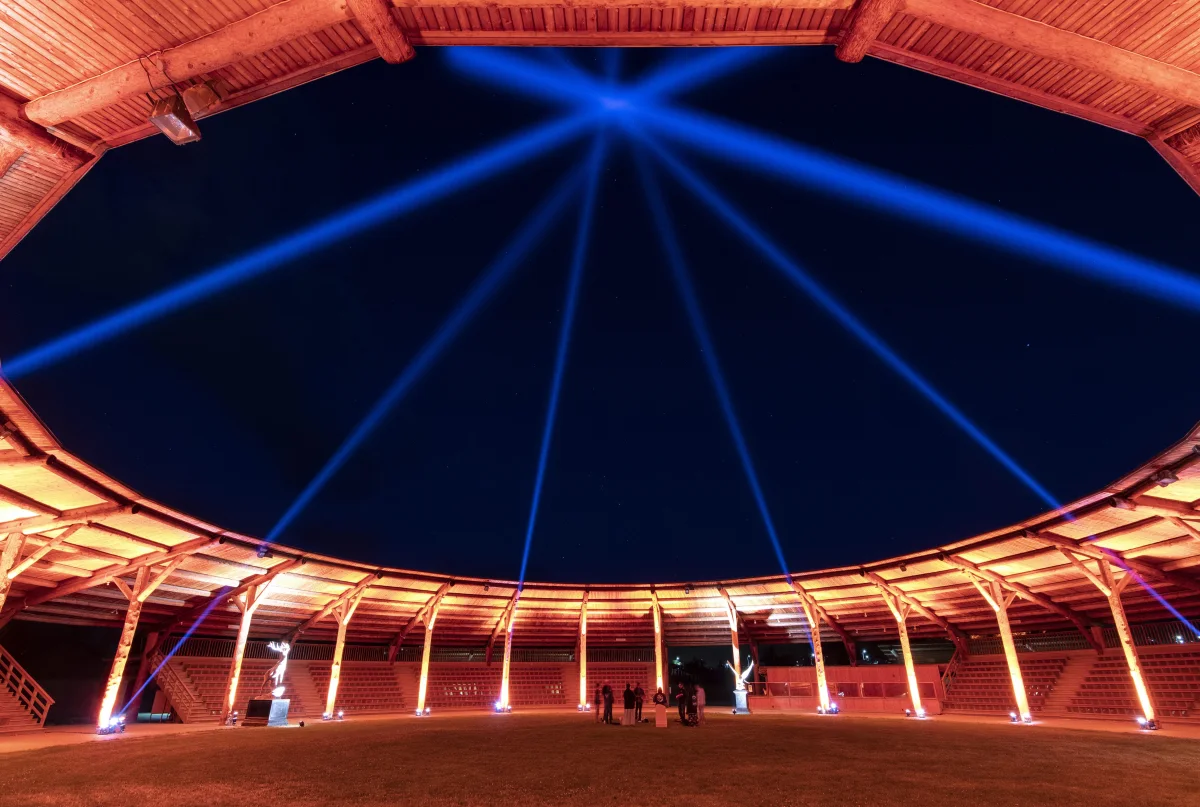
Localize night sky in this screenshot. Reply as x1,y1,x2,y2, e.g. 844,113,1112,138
2,47,1198,586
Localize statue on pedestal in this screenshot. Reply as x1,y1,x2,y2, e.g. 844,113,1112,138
267,641,291,698
726,659,754,714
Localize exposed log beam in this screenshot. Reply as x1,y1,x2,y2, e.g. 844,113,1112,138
0,94,90,168
7,524,85,580
0,503,126,534
1166,516,1200,546
943,554,1103,654
347,0,415,64
837,0,902,63
485,590,520,666
289,572,377,642
0,484,59,518
793,583,858,665
0,536,218,628
866,572,970,657
1029,530,1200,596
904,0,1200,111
0,143,19,180
387,583,452,662
1111,495,1200,519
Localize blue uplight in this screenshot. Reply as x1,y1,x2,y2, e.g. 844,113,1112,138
2,114,595,379
634,104,1200,312
265,167,586,545
517,135,608,586
626,47,778,103
636,148,793,584
636,130,1064,512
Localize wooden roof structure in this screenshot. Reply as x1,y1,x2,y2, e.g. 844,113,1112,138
3,0,1200,260
1,372,1198,652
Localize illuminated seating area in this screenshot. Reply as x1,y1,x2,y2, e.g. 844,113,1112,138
424,664,502,710
508,665,568,707
586,664,658,697
167,658,311,722
308,662,409,714
944,656,1066,714
1067,650,1200,720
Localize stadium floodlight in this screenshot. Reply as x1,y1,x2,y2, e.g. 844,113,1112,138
517,134,608,587
2,112,596,379
265,166,587,546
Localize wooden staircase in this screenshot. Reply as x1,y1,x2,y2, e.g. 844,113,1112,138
1038,654,1093,717
0,643,54,734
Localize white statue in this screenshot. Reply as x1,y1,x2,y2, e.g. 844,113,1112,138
267,641,291,697
726,659,754,691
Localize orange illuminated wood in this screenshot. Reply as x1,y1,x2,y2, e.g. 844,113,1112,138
347,0,415,64
866,572,969,658
837,0,901,63
1078,556,1157,723
1031,530,1200,596
6,525,85,580
0,94,89,169
290,573,375,642
717,587,743,682
577,592,589,707
222,577,278,722
650,590,664,692
0,534,26,614
876,586,925,716
794,586,832,711
415,597,442,714
325,591,365,717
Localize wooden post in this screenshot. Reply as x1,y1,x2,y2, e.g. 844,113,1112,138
577,594,588,709
498,601,517,710
223,580,274,722
879,589,924,717
650,590,665,692
796,591,832,712
968,577,1031,721
415,600,440,714
346,0,416,64
0,534,26,614
324,593,363,718
1095,559,1156,725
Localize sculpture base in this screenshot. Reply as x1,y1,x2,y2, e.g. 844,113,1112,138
732,690,750,715
244,698,290,727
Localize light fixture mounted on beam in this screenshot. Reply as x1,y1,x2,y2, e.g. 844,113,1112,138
148,93,201,145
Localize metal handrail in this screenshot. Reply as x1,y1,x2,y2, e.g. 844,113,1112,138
0,643,54,726
149,649,199,720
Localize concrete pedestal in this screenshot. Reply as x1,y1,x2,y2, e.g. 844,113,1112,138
732,690,750,714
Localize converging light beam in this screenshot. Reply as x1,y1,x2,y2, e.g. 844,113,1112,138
635,148,794,583
517,135,608,587
634,105,1200,313
2,113,596,379
635,130,1064,512
266,167,587,546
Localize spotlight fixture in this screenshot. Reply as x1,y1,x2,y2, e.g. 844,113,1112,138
484,584,490,592
424,706,430,715
899,564,908,572
375,570,384,579
684,584,693,594
1154,469,1179,487
337,710,345,720
1010,711,1019,724
256,545,270,559
1136,716,1160,730
148,93,201,145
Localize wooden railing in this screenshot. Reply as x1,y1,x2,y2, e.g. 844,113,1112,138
149,649,199,722
0,643,54,727
941,649,962,696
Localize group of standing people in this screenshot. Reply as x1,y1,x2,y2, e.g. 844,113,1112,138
675,680,707,726
591,680,705,727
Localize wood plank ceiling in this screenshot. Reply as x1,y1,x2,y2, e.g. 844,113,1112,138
2,0,1200,261
1,371,1198,651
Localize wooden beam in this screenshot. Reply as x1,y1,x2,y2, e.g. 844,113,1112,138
0,93,90,168
1166,516,1200,546
0,484,59,518
867,572,970,657
485,590,520,666
386,583,451,661
0,536,218,628
837,0,902,63
171,557,303,628
1031,530,1200,596
904,0,1200,111
0,142,19,180
0,503,125,534
7,524,85,579
289,572,376,641
347,0,415,64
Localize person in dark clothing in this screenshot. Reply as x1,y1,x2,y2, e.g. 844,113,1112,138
602,684,614,724
686,682,698,725
676,682,687,723
622,683,636,725
634,683,645,721
593,684,602,723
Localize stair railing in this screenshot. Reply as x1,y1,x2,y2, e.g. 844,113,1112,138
0,643,54,726
148,648,200,722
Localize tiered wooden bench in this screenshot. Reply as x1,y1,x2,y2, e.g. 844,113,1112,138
1067,650,1200,719
168,658,310,722
309,662,408,714
944,656,1066,714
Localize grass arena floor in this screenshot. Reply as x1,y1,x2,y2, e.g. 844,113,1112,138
1,711,1196,807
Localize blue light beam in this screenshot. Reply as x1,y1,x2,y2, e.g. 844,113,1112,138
634,147,793,584
627,47,778,104
516,135,607,586
266,167,586,546
633,105,1200,313
634,129,1064,512
2,114,596,379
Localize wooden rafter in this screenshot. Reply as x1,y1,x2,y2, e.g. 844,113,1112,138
346,0,415,64
6,524,85,580
485,590,520,666
836,0,902,63
166,557,302,631
1031,530,1200,596
867,573,970,657
386,582,451,661
289,572,377,642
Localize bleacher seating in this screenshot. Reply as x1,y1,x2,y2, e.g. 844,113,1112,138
424,664,501,709
1067,650,1200,719
586,663,657,699
509,665,568,707
944,656,1066,714
167,658,310,722
309,662,408,714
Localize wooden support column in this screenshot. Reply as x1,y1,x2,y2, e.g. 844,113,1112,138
324,592,364,718
650,590,664,692
0,94,90,169
96,561,179,728
222,579,276,722
1063,549,1157,725
794,587,832,712
868,572,970,659
346,0,415,64
415,598,441,715
498,595,518,710
717,588,741,682
577,593,588,708
0,534,26,614
837,0,903,63
966,576,1031,721
877,587,925,717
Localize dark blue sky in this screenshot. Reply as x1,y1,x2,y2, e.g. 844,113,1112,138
2,48,1198,585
